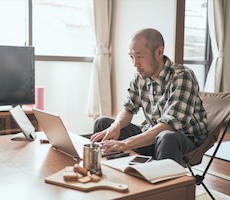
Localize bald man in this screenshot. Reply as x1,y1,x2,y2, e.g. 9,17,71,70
91,28,208,164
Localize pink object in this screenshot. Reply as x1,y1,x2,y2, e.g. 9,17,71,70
27,87,44,110
34,87,44,110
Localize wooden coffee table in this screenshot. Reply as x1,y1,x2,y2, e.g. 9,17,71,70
0,132,195,200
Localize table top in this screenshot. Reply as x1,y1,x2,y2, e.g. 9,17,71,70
0,132,195,200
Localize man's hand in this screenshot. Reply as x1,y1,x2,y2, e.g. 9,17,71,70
100,140,127,153
90,122,121,143
91,108,133,143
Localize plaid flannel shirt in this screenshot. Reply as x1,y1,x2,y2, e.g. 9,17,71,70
123,56,208,146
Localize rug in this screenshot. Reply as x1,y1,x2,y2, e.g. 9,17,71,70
205,141,230,162
196,185,230,200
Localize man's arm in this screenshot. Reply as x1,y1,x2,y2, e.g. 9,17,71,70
101,122,175,153
122,122,175,149
90,108,133,143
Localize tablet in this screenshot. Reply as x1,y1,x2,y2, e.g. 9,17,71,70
9,105,37,141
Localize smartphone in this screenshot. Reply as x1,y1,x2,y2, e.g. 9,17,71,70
128,155,152,165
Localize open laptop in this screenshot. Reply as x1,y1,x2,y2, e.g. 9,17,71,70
32,108,121,160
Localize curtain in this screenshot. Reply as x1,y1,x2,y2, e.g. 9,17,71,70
204,0,225,92
83,0,112,119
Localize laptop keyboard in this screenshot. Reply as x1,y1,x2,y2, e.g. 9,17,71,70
72,140,84,156
72,140,122,157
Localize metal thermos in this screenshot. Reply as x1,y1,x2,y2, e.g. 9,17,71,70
83,143,101,171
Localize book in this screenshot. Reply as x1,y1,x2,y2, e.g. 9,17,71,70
102,156,189,184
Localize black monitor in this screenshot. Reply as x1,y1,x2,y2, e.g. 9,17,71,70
0,45,35,107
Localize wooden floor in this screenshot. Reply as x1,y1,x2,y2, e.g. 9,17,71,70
193,122,230,197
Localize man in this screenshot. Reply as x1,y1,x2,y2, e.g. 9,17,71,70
90,28,208,164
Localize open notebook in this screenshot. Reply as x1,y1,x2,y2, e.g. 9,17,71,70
102,156,189,184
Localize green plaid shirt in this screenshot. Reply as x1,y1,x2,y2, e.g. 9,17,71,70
123,56,208,145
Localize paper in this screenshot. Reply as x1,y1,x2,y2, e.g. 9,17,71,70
102,156,188,183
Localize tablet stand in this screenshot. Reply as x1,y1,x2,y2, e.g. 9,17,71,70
11,130,37,141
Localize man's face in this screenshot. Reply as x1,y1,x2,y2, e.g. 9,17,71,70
128,36,160,80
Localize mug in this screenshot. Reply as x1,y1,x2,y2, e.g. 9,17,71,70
83,143,101,171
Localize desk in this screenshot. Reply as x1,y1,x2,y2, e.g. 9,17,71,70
0,132,195,200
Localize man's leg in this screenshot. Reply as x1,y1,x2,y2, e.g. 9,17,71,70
93,116,153,156
94,116,142,140
93,116,114,134
155,130,198,164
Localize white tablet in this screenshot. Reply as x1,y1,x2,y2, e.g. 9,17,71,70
9,105,37,141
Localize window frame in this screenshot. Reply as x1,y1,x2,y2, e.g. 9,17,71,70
28,0,94,62
175,0,212,83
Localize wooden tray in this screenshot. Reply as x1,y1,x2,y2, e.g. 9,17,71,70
45,169,128,192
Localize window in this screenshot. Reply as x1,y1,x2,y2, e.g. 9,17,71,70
32,0,94,57
183,0,212,91
0,0,94,134
0,1,28,46
0,0,94,61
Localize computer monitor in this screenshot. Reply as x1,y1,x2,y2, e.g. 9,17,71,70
0,45,35,107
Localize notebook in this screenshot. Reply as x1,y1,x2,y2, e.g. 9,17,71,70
32,108,121,160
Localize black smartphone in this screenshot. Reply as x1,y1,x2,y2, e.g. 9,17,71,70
128,155,152,165
106,152,131,160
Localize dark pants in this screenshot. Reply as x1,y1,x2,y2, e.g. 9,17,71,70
94,116,198,164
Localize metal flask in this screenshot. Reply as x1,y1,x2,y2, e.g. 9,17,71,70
83,143,101,171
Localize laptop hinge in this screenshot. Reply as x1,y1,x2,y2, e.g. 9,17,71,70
52,146,82,162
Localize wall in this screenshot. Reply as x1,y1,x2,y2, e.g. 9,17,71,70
35,61,94,135
111,0,177,124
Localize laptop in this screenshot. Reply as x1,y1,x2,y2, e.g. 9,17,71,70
32,108,121,160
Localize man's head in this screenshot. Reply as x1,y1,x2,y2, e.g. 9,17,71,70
128,28,165,80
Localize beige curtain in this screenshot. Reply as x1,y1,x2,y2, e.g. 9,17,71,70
204,0,225,92
84,0,112,119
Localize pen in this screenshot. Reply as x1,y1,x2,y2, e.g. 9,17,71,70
40,139,49,143
106,152,131,160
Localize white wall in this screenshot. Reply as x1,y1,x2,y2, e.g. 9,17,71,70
35,61,94,135
111,0,177,124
